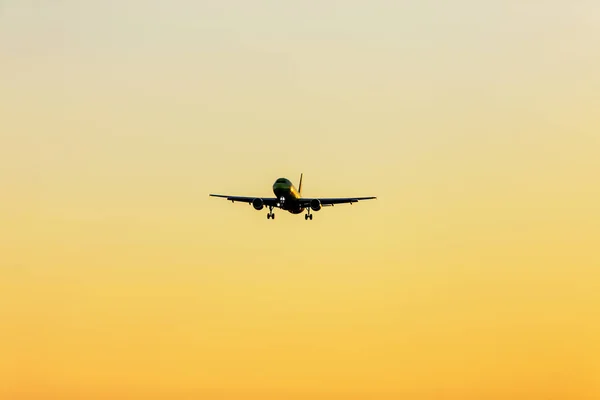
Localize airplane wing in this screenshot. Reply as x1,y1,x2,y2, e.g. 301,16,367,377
299,196,376,206
209,194,279,206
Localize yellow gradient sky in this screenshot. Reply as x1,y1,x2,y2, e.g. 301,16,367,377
1,1,600,399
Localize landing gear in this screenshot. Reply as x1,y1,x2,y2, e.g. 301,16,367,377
267,206,275,220
305,208,313,220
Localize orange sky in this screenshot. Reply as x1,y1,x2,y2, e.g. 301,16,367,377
1,1,600,399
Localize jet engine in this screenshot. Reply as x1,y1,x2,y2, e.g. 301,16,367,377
252,198,264,210
310,199,322,211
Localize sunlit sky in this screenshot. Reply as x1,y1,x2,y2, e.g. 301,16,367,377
1,1,600,399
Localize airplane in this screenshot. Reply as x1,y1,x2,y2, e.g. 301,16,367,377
209,174,376,220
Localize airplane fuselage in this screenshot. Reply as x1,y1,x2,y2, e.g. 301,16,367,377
272,178,304,214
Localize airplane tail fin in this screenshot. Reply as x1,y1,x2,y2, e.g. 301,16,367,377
298,173,303,196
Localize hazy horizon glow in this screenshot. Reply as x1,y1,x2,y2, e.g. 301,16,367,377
2,1,599,399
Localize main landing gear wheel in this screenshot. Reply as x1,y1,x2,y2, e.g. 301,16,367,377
305,207,313,220
267,212,275,219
